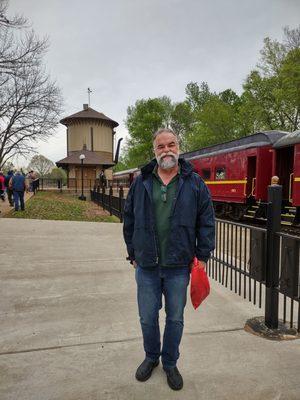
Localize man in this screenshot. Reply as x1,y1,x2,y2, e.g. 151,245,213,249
5,170,14,206
99,169,107,189
123,128,215,391
27,170,36,192
9,171,27,211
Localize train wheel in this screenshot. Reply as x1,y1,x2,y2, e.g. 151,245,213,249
293,207,300,225
214,203,225,218
229,204,246,221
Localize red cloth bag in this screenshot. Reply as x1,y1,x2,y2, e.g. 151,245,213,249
190,257,210,309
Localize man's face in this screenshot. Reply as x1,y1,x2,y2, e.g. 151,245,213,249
153,132,179,170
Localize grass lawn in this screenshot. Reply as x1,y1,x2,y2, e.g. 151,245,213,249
4,191,119,223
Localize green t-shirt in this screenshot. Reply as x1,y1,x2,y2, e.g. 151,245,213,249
152,166,179,266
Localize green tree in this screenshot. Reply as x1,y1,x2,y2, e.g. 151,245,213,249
183,82,245,150
185,81,212,112
48,167,67,183
277,47,300,129
241,25,300,132
171,101,194,152
124,96,176,167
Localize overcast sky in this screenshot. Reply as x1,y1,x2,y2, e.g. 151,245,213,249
8,0,300,166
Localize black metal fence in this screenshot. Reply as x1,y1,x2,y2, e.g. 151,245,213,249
207,219,299,332
91,184,300,333
90,186,126,222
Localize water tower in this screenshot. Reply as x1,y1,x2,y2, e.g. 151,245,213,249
56,104,119,187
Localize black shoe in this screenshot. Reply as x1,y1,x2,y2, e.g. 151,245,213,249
164,366,183,391
135,359,159,382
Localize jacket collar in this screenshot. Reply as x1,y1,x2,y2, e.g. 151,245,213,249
141,157,193,179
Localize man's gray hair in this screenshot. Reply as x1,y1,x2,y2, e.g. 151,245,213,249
153,128,179,143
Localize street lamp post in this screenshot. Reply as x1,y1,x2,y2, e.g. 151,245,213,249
78,154,86,201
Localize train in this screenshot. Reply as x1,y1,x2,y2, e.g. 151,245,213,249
112,167,140,187
112,130,300,225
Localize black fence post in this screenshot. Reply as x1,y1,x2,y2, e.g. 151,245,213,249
96,185,99,206
102,187,105,210
41,178,44,191
265,182,282,329
57,179,62,193
119,186,124,223
109,185,113,216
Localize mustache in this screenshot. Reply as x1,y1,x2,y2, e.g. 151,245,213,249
159,152,177,159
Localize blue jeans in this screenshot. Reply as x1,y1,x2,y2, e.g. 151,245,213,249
13,191,25,211
135,266,190,369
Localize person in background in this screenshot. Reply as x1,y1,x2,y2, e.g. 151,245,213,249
27,170,34,192
5,170,14,206
0,171,5,201
9,171,27,211
99,169,107,189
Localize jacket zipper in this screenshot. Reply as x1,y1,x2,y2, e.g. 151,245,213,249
143,177,159,265
153,226,159,264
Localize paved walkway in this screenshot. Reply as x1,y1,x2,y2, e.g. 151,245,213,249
0,191,34,216
0,219,299,400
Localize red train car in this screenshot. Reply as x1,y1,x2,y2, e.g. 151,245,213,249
183,131,288,220
113,167,140,187
114,130,300,224
273,130,300,222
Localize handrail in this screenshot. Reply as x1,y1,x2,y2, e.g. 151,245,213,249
289,173,294,203
251,177,256,196
243,178,247,196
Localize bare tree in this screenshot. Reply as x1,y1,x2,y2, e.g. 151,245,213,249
0,0,63,168
0,0,26,28
27,154,54,177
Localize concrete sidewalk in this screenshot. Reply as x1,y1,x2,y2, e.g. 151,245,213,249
0,219,299,400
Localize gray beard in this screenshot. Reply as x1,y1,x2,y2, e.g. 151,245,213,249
156,153,179,170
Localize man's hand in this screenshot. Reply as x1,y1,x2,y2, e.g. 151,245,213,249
189,259,206,270
197,260,206,269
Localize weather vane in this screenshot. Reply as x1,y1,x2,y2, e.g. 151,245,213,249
87,87,92,107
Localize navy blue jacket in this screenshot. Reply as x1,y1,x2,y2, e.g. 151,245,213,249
123,158,215,269
5,171,13,187
11,174,26,191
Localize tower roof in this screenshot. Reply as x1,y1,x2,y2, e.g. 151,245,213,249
56,149,114,167
60,105,119,128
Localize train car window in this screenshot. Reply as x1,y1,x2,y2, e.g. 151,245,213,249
216,167,226,180
202,169,211,179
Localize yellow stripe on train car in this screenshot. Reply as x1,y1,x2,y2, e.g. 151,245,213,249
294,177,300,182
204,180,247,185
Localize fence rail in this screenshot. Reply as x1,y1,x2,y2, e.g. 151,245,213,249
90,186,125,222
35,178,105,192
90,184,300,333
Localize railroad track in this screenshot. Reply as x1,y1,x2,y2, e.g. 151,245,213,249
219,215,300,237
241,204,300,236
